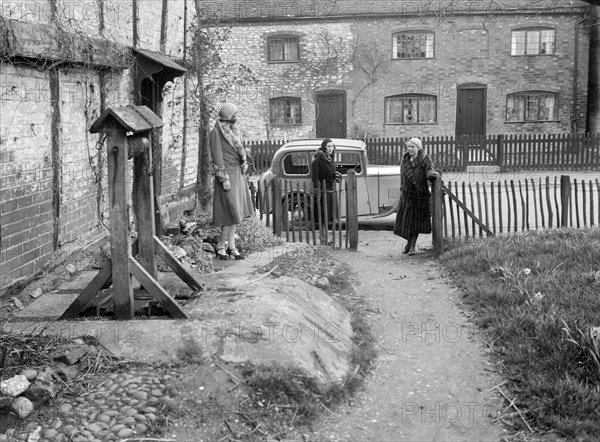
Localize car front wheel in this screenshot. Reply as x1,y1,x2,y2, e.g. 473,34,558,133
282,192,314,230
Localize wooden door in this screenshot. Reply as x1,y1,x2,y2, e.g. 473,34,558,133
455,84,486,137
456,84,488,164
316,91,346,138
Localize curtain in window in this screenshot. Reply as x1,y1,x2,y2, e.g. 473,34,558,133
283,38,298,61
540,30,555,54
526,31,540,55
418,96,436,123
539,94,556,120
403,97,415,122
385,97,403,123
524,94,539,120
506,95,525,121
425,34,434,58
270,98,301,124
511,30,526,55
269,39,283,61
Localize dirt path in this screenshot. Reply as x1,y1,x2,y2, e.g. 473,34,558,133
305,230,506,442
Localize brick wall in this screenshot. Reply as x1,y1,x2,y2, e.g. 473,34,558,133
0,65,54,289
213,9,590,140
0,0,195,291
57,68,104,246
213,21,354,140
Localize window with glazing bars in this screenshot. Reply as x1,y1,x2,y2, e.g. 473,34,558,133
268,36,299,61
506,92,558,121
385,95,437,124
392,31,434,59
511,28,555,55
270,97,302,124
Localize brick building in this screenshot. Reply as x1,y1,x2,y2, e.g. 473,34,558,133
202,0,594,140
0,0,198,290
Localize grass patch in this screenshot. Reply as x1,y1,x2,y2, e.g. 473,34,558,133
440,227,600,440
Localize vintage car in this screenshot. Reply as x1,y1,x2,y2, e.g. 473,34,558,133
257,138,402,229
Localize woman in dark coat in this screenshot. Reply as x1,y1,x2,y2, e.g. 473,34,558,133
393,137,439,255
209,103,254,260
311,138,341,230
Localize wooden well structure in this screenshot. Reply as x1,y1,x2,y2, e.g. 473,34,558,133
60,105,202,320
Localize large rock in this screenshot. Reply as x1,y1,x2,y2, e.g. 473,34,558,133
96,275,353,384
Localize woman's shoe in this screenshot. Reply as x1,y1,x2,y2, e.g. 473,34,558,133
408,247,416,256
215,247,229,260
402,243,410,254
226,248,245,260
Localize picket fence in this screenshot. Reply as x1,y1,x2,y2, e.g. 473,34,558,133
246,133,600,175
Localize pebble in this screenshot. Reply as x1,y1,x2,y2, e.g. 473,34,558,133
3,370,169,442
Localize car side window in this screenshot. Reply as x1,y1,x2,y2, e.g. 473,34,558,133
334,151,363,175
282,152,310,176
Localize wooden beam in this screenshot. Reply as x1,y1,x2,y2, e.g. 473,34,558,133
59,260,112,319
107,128,135,320
443,184,494,237
153,236,203,291
133,148,157,278
128,258,189,319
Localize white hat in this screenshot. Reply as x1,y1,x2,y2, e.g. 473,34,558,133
407,137,423,149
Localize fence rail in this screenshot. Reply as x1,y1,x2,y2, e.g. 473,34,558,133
433,175,600,244
246,133,600,175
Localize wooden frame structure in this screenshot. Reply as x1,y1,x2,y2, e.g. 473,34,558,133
60,105,201,320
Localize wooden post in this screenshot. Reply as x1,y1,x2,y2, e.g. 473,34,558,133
106,127,135,319
431,175,444,256
133,140,157,279
560,175,571,227
273,177,282,236
346,170,358,250
496,134,504,171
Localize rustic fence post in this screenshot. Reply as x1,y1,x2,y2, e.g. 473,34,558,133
431,175,444,256
496,134,504,171
346,170,358,250
273,177,282,236
560,175,571,228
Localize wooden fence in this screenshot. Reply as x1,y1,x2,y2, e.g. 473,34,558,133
430,175,600,253
246,133,600,175
254,172,359,249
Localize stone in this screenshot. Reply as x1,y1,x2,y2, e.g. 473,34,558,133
0,375,30,397
29,288,43,299
11,297,23,310
20,369,38,381
116,428,133,439
22,382,57,405
65,264,77,275
11,396,34,419
54,363,79,380
131,391,148,401
171,246,187,259
315,276,330,289
42,428,58,439
51,345,91,365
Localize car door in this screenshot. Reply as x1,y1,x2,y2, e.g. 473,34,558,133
333,150,373,216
